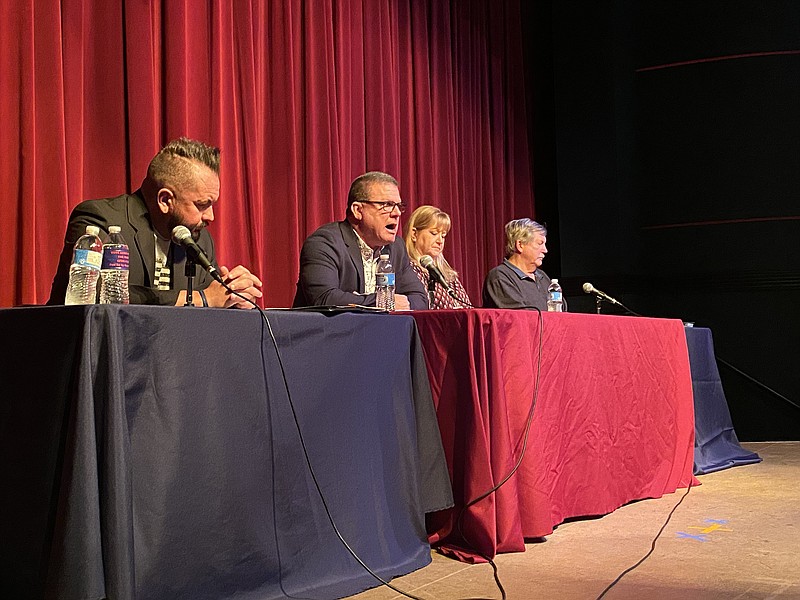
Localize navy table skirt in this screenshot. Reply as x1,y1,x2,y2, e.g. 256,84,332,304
685,326,761,474
0,305,452,600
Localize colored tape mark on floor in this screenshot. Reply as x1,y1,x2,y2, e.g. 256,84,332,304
689,523,732,534
678,517,732,541
676,532,709,542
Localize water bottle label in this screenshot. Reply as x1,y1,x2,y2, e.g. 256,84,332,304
549,291,562,302
73,248,102,270
102,246,130,270
376,273,395,286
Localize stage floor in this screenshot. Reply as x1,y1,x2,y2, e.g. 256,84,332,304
349,442,800,600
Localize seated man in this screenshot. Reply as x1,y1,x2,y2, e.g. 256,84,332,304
483,218,561,311
294,171,427,310
48,137,262,308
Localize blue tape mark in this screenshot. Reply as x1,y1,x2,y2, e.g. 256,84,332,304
676,532,709,542
704,519,728,524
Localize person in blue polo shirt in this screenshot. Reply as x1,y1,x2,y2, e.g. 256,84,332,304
482,218,559,311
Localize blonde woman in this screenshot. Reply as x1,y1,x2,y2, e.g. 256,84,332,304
404,205,472,309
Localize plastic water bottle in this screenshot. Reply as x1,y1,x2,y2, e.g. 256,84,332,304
375,253,395,311
100,226,130,304
65,225,103,305
547,278,563,312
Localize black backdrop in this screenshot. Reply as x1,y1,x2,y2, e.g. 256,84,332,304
523,1,800,440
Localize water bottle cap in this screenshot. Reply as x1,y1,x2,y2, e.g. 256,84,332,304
108,226,121,234
86,225,100,236
551,278,558,283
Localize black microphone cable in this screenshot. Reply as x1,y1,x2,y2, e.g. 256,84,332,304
448,287,475,308
418,256,475,308
213,283,429,600
716,356,800,411
576,286,698,599
595,477,695,599
450,306,546,600
214,285,550,600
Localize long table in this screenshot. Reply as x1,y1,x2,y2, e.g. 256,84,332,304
0,305,452,600
412,309,697,561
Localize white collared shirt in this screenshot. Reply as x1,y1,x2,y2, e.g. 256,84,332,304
353,229,380,294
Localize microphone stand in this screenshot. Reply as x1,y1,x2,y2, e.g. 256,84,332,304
428,277,436,307
184,258,196,307
593,294,643,317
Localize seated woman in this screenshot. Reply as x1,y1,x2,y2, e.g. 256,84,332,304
404,205,472,309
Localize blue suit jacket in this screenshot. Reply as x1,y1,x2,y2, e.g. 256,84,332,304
293,220,428,310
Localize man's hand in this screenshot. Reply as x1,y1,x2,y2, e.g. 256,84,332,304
204,265,263,308
394,294,411,311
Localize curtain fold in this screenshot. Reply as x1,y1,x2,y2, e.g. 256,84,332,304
0,0,534,307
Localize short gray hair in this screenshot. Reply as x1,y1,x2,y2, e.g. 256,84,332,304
504,218,547,258
347,171,399,216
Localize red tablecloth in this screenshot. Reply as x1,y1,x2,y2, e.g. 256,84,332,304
412,309,697,562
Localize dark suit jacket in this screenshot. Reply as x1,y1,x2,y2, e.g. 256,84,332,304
293,220,428,310
48,191,219,305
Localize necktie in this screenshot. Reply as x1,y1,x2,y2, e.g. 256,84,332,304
155,254,171,290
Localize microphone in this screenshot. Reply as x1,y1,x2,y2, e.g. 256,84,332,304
582,282,620,305
419,255,452,292
171,226,223,282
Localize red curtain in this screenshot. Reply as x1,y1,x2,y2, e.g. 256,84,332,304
0,0,534,308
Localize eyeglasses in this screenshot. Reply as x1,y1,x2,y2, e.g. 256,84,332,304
358,200,407,214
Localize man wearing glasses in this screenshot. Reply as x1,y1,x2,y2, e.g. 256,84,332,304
293,171,427,310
